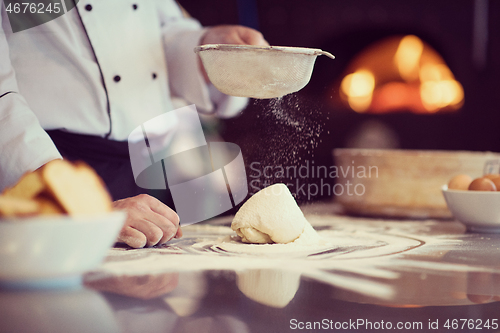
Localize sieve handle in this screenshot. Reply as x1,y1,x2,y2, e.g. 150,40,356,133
315,50,336,59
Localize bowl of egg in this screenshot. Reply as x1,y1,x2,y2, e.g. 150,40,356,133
442,174,500,233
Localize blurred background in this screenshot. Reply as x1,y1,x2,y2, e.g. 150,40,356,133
180,0,500,203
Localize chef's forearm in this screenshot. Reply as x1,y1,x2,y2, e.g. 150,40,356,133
0,16,61,190
0,93,61,190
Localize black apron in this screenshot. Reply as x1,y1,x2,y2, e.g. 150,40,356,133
46,130,174,207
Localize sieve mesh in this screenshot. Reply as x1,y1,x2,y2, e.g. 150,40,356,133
195,45,335,99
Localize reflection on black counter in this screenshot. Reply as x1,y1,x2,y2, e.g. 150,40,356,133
3,207,500,333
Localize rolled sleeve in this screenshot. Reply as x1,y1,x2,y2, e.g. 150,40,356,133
163,27,212,111
160,3,248,117
0,11,61,190
0,93,61,190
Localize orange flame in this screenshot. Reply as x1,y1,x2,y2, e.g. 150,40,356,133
337,35,464,114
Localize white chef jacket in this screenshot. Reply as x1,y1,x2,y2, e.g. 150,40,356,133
0,0,247,190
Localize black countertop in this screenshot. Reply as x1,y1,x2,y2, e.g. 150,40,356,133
2,204,500,333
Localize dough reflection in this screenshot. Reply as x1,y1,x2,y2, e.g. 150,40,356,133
236,269,301,308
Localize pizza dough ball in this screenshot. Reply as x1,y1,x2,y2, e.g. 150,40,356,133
231,183,311,244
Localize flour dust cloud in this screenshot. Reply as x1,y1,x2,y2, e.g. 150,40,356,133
248,94,324,202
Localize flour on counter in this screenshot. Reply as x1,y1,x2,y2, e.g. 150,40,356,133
92,214,482,302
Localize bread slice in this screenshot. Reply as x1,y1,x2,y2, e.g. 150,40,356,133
0,196,40,217
36,194,65,215
42,160,113,215
2,169,45,199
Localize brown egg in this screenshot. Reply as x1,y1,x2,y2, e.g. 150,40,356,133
468,177,497,191
484,174,500,180
448,174,473,190
491,177,500,191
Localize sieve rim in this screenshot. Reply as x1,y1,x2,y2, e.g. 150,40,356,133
194,44,335,59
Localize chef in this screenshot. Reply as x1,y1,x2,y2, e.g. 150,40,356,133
0,1,268,248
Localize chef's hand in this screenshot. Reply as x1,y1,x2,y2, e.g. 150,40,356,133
199,25,269,81
201,25,268,47
113,194,182,249
85,273,179,300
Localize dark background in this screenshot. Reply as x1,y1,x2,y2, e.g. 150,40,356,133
180,0,500,202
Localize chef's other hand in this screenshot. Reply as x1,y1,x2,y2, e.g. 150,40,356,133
200,25,269,47
113,194,182,249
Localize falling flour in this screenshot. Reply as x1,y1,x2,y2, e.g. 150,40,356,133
231,183,319,244
258,94,323,159
249,94,324,202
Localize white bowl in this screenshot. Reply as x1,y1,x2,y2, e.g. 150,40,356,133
442,186,500,233
0,211,125,287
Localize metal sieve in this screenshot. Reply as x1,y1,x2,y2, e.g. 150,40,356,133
194,44,335,99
